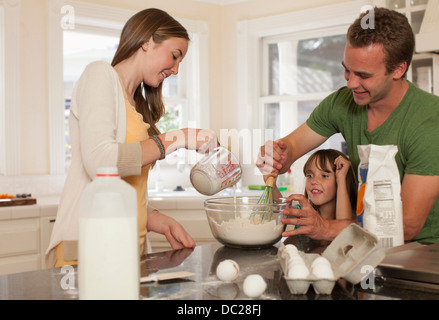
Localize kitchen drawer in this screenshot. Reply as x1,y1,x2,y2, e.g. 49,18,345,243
0,219,40,257
0,254,41,275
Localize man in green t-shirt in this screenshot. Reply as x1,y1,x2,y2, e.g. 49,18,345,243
257,8,439,243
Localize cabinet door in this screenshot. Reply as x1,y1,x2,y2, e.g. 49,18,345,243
0,218,41,275
0,255,41,275
40,216,56,268
0,219,40,256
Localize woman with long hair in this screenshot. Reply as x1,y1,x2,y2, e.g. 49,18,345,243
46,8,217,268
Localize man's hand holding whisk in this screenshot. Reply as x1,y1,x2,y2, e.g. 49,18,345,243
256,140,288,177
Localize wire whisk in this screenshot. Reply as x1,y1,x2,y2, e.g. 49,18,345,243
250,176,275,224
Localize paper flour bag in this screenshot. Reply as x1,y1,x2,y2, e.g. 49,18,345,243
356,145,404,248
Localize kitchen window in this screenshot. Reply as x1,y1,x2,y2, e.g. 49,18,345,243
49,0,209,174
261,33,347,153
63,30,119,168
63,30,193,170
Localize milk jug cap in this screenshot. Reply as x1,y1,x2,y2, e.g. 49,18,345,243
96,167,119,177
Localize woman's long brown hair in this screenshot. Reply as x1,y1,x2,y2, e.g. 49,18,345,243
111,8,190,136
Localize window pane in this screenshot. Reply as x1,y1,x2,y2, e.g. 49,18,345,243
268,34,346,95
162,74,179,97
297,35,346,93
63,31,119,170
157,102,182,133
264,103,280,141
268,44,280,95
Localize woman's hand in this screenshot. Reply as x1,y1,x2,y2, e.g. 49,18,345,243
162,128,218,154
147,210,196,250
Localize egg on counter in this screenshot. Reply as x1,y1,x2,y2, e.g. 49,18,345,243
243,274,267,298
216,259,240,281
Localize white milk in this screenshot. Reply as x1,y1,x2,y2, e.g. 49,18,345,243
190,146,242,195
78,216,139,299
78,167,139,300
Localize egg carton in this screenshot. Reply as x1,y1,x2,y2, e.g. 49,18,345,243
278,223,386,295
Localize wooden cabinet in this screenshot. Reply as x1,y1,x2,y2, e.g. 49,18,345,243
0,202,57,275
39,216,56,268
0,218,41,275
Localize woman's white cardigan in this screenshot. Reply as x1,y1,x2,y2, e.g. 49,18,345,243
45,61,145,267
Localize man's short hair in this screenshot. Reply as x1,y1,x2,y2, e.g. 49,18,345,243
347,7,415,78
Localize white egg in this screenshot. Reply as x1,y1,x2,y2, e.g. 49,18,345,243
216,259,240,281
287,254,304,266
311,263,335,279
280,249,290,260
284,244,298,254
311,256,331,269
287,262,310,279
243,274,267,298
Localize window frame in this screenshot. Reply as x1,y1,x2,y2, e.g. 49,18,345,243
236,0,372,137
48,0,209,174
260,26,348,139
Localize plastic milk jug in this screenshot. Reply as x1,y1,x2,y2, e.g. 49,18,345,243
190,146,242,195
78,167,139,300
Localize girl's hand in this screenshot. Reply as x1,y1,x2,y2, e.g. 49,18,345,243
334,156,351,183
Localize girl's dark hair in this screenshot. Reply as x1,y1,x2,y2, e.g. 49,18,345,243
111,8,190,136
303,149,357,213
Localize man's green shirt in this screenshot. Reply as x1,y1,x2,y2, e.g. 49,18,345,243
307,81,439,243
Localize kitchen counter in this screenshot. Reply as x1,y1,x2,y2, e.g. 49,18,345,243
1,236,438,301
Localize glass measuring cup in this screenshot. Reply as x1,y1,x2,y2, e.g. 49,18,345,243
190,146,242,196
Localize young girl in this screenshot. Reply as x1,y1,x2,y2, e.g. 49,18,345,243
270,149,357,220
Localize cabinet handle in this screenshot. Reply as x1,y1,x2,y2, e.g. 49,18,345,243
49,219,56,223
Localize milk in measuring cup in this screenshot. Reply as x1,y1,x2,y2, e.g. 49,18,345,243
190,146,242,196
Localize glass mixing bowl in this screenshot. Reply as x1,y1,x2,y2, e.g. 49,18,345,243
204,196,290,249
